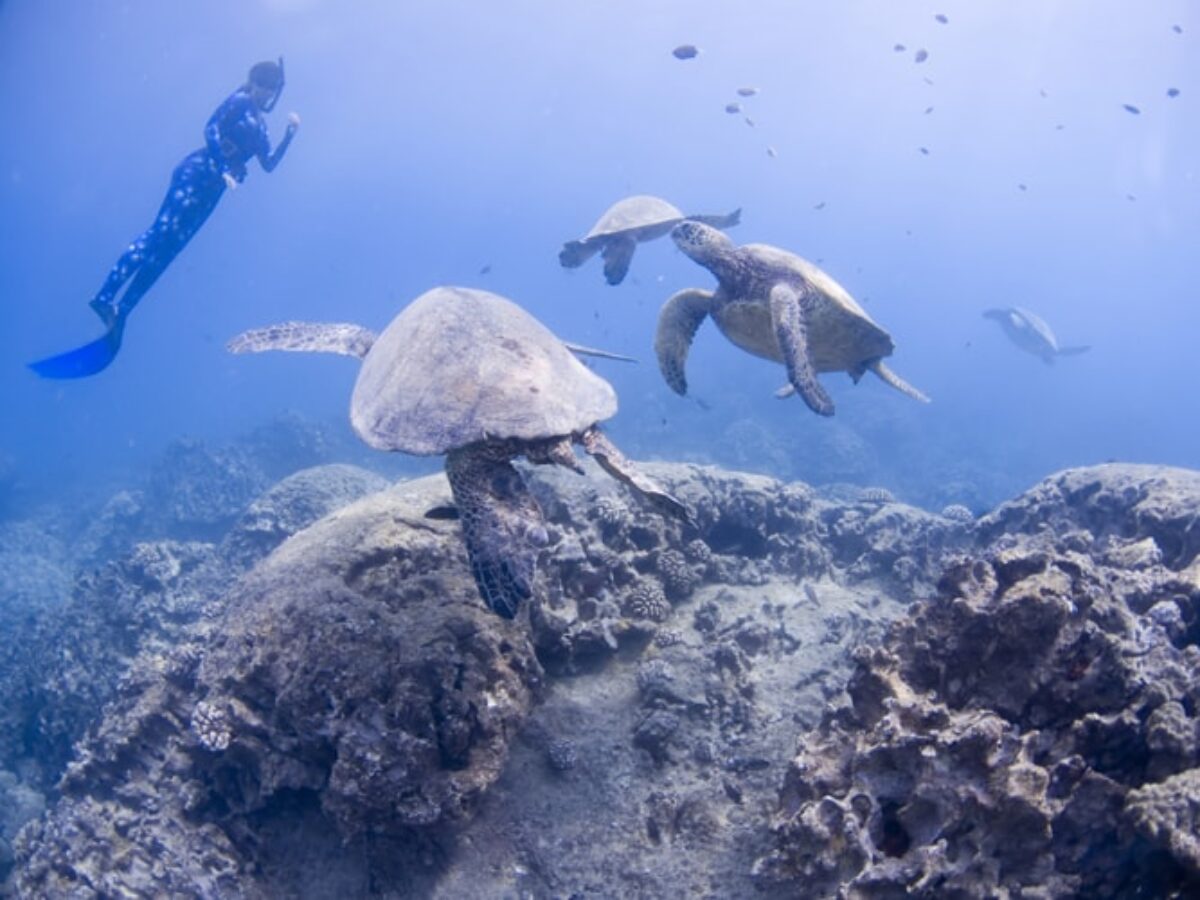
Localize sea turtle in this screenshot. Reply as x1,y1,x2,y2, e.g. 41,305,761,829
983,307,1090,364
559,194,741,286
656,221,930,416
228,286,690,619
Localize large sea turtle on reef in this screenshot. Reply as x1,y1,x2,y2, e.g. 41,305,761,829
983,306,1090,364
559,194,741,286
656,221,930,417
228,286,691,619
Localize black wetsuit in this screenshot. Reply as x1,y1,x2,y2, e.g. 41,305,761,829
89,86,295,322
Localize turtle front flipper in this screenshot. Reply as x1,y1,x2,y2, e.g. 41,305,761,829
579,427,694,527
687,207,742,230
769,283,834,416
445,445,548,619
655,288,715,395
868,360,931,404
227,322,378,359
601,236,637,285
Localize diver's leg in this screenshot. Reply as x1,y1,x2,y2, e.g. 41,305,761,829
112,154,224,318
89,233,153,326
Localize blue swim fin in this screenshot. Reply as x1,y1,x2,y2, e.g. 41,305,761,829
28,318,126,379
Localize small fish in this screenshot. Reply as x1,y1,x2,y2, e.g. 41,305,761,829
1039,88,1048,98
424,505,459,521
1126,193,1137,202
694,397,712,411
1017,183,1027,191
935,13,948,24
1055,123,1065,130
1123,103,1141,115
478,263,492,275
1167,87,1180,98
803,583,819,606
744,115,755,127
894,43,906,52
813,201,826,210
914,48,929,63
923,76,935,85
724,101,742,114
672,44,699,60
924,105,934,114
918,146,930,155
736,86,759,97
1172,24,1182,34
766,145,778,158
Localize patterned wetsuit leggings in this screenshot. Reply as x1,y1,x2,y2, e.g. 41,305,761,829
91,149,226,316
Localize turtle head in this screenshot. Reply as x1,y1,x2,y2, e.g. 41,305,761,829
671,220,736,272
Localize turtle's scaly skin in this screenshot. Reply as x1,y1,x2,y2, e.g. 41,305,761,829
445,442,548,619
658,221,928,416
227,322,378,359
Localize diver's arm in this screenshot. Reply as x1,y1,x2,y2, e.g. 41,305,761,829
259,113,300,173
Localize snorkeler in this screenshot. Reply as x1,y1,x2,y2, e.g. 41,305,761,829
29,59,299,379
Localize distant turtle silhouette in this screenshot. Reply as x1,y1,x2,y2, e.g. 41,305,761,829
983,306,1090,364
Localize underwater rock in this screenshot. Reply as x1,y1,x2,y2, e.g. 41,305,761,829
0,769,43,879
9,474,540,897
146,437,271,540
190,475,540,837
13,460,1200,897
756,464,1200,897
220,463,388,567
0,519,71,619
1,468,386,803
6,540,227,786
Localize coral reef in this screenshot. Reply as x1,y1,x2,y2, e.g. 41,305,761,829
9,476,540,897
756,464,1200,897
939,502,975,523
8,460,1200,897
220,463,388,567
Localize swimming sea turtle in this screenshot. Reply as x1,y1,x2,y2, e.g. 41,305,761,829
228,286,690,619
983,306,1090,364
559,194,741,286
656,221,929,416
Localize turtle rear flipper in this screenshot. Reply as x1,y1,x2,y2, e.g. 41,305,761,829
869,360,931,404
227,321,377,359
769,283,834,416
559,239,600,269
601,236,637,285
580,427,694,527
446,447,546,619
655,288,714,395
687,207,741,230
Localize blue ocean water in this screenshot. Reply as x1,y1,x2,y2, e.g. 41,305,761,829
0,0,1196,509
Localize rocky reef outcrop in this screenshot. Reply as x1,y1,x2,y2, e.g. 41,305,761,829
0,463,390,885
7,461,1200,898
756,464,1200,898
